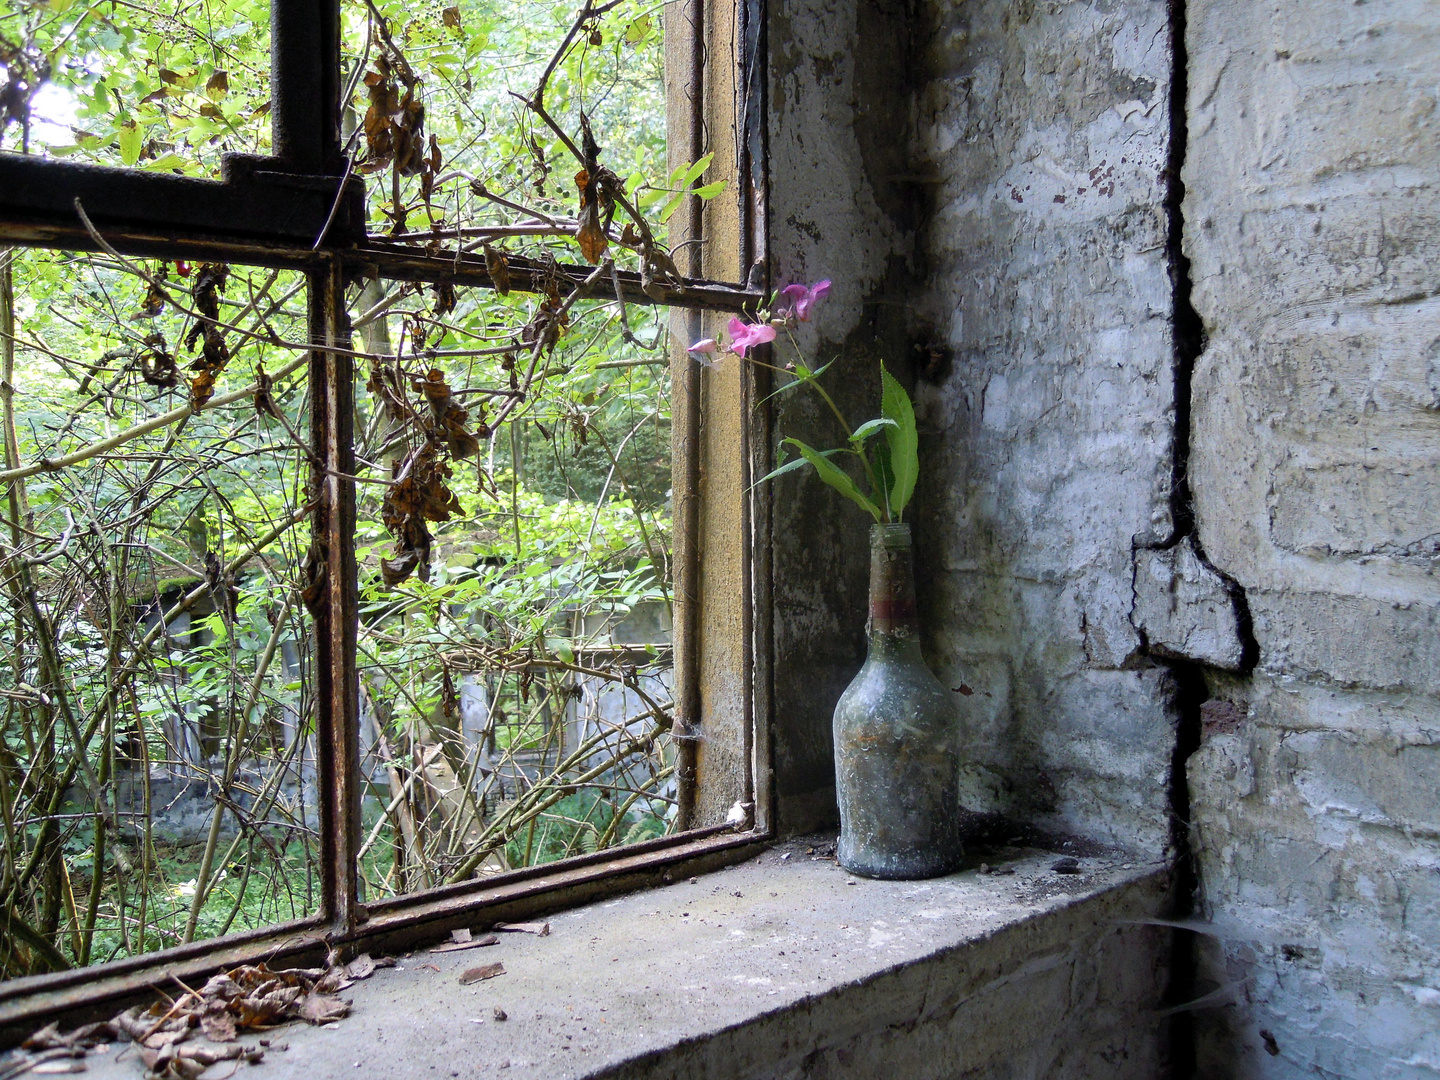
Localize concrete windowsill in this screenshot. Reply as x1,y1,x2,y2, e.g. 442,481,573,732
83,836,1172,1079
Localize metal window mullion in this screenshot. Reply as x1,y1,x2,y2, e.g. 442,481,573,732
669,0,709,833
308,259,361,944
739,0,771,834
271,0,343,173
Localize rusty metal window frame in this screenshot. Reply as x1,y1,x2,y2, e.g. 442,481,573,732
0,0,771,1039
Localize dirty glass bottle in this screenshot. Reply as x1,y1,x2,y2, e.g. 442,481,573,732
834,523,962,879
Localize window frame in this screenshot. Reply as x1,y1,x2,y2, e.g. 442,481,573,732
0,0,772,1041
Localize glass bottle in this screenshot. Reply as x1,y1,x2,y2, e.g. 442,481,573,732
834,523,962,878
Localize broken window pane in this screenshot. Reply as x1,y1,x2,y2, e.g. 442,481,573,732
340,0,682,253
351,277,678,896
1,2,273,176
0,250,319,975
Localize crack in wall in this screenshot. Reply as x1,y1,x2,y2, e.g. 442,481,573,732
1149,0,1259,677
1158,4,1230,1076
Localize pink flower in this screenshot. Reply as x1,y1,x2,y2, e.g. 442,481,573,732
687,337,720,367
727,318,777,358
775,279,831,322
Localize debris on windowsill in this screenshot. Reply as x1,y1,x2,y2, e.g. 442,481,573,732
493,920,550,936
725,800,754,828
431,928,500,953
1050,857,1082,875
459,962,506,985
6,955,386,1080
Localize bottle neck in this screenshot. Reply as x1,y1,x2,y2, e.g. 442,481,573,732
867,523,921,650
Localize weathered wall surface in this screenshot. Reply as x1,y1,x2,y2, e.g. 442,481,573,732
1183,1,1440,1075
764,0,1189,853
767,0,1440,1070
908,0,1182,852
765,0,921,833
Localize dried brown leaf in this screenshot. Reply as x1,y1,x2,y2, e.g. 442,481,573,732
133,273,167,319
139,333,178,389
458,963,505,985
432,280,456,317
199,1013,235,1044
442,5,461,28
311,973,340,996
380,549,421,586
21,1023,62,1050
298,992,350,1025
141,1029,188,1051
235,985,302,1027
574,168,609,264
483,244,511,295
346,953,377,980
198,974,242,1000
254,363,279,418
188,370,216,408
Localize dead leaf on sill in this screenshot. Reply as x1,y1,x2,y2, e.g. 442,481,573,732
346,953,377,980
459,963,506,985
432,934,499,953
298,992,350,1025
200,1013,236,1043
421,963,441,973
494,921,550,936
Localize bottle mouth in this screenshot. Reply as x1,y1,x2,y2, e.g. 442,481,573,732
870,522,912,548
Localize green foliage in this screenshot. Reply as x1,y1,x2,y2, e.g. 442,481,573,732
878,363,918,518
762,362,920,524
503,790,666,867
0,0,691,978
780,436,882,522
7,0,273,173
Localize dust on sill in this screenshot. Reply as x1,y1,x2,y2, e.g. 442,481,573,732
78,835,1168,1080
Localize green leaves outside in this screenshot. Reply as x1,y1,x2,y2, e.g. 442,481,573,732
631,152,728,224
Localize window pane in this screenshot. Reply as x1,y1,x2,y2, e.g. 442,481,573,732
351,278,679,897
341,0,682,254
0,250,319,976
1,2,272,176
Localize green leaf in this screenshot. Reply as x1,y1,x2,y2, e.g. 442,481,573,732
872,438,896,519
784,438,882,522
624,14,654,44
850,417,897,443
692,180,726,201
678,152,713,189
117,122,142,166
880,363,918,519
754,446,843,488
657,191,687,224
546,637,576,665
